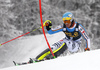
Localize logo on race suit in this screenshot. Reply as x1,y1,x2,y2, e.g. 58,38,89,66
64,32,79,37
80,28,83,31
60,39,63,41
82,30,85,33
79,27,85,33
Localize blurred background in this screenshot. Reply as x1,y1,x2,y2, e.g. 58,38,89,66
0,0,100,68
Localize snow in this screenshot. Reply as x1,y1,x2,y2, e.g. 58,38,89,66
0,32,100,70
1,49,100,70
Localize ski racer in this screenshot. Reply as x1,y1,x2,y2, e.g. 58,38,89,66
35,12,90,61
14,12,90,65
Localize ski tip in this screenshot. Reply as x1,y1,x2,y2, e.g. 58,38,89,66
13,61,16,66
13,61,15,62
13,61,15,63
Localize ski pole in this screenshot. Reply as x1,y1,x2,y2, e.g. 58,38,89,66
0,24,46,46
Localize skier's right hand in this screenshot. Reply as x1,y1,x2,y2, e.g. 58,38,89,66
44,20,52,31
84,47,90,51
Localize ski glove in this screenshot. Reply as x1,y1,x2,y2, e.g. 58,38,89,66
45,21,52,31
84,47,90,51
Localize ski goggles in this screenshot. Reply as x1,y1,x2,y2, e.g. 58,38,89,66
63,20,71,24
62,17,72,21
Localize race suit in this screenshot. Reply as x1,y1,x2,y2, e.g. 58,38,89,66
48,22,90,53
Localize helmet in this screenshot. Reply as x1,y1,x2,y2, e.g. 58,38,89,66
62,12,74,21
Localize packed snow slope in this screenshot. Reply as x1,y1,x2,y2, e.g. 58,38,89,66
1,49,100,70
0,32,65,68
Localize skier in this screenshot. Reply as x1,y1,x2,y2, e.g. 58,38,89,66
14,12,90,65
35,12,90,60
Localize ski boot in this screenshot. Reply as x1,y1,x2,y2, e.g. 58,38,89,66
29,58,41,63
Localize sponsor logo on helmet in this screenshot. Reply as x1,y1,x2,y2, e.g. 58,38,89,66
68,14,72,18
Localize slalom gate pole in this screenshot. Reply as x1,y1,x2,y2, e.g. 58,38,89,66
0,26,44,46
39,0,55,58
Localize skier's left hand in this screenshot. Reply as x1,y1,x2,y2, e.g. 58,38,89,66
44,20,52,31
84,47,90,51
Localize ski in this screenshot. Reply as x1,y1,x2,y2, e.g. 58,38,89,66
13,58,41,66
13,61,21,66
13,61,29,66
13,61,16,66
